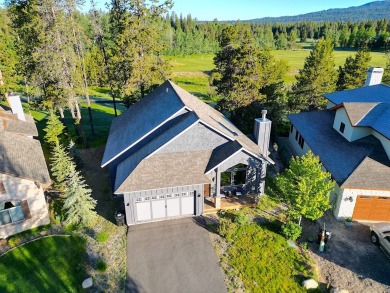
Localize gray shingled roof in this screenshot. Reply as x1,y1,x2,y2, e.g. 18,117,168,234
324,84,390,105
0,131,51,183
101,81,186,166
115,151,212,193
103,81,267,168
288,110,390,187
205,140,242,173
0,109,38,136
114,112,199,191
342,157,390,190
342,103,378,125
168,81,264,158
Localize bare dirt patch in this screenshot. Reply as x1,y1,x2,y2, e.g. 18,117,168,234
301,212,390,293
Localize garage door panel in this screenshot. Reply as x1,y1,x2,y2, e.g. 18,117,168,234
181,197,194,215
136,202,151,222
353,195,390,221
167,198,180,217
152,200,166,219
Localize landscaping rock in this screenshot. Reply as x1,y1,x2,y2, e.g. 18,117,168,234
0,239,7,245
82,277,93,289
287,240,297,248
330,288,349,293
302,278,318,289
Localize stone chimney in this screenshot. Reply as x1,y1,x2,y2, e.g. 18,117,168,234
254,110,271,157
365,67,384,86
7,94,26,121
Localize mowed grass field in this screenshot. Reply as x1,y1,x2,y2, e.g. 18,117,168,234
167,49,387,97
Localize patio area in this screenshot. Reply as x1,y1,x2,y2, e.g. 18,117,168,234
203,194,257,214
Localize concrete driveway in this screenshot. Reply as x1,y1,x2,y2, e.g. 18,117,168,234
126,218,227,293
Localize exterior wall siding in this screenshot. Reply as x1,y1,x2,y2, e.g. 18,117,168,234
333,108,372,142
288,126,310,156
0,174,50,238
157,122,228,154
124,184,204,225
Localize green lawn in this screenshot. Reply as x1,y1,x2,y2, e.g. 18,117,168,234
0,235,86,293
165,49,387,93
220,222,315,292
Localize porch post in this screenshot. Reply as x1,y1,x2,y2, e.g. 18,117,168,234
215,167,221,208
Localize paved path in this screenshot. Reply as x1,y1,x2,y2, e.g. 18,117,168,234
126,218,226,293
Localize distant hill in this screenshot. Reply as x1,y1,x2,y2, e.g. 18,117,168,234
246,1,390,23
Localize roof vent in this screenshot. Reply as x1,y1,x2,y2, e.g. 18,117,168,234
365,67,384,86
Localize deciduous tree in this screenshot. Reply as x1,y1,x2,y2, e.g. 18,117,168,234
270,151,334,224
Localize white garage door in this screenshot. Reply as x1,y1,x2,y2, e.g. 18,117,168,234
135,192,195,223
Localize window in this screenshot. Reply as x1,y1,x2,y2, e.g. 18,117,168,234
295,130,299,141
144,197,150,201
174,193,180,197
0,201,27,226
136,197,142,202
189,191,194,196
290,124,293,133
167,194,172,198
181,192,187,197
339,122,345,133
160,195,165,199
151,196,158,200
221,163,247,187
298,135,305,149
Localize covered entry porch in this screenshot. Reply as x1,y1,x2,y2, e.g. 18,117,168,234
203,193,258,214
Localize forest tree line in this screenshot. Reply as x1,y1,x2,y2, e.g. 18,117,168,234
1,1,390,138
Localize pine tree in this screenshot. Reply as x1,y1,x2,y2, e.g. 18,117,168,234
0,8,19,100
50,143,75,191
383,51,390,85
290,38,337,111
270,151,334,223
63,168,96,227
108,0,172,107
43,113,65,146
337,48,371,90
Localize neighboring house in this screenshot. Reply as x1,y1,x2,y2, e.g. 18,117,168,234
288,67,390,222
102,80,273,225
0,95,51,239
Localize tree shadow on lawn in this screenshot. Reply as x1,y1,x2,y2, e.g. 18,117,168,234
79,146,122,225
301,212,390,286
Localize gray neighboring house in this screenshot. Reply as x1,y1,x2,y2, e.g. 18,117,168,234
102,80,273,225
288,68,390,222
0,95,51,239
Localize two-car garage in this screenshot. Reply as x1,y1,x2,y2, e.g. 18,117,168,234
353,195,390,221
124,184,205,225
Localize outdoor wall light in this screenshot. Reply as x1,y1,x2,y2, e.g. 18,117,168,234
348,196,353,202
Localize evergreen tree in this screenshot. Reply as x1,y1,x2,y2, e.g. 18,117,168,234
108,0,172,107
270,151,334,224
337,47,371,90
63,168,96,227
0,8,19,100
290,38,337,111
383,51,390,85
43,113,65,146
50,143,75,191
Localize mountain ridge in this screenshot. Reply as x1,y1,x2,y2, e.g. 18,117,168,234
244,1,390,23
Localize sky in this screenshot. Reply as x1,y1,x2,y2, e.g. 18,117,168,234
83,0,375,20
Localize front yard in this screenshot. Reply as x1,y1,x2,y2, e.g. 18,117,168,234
209,208,318,293
0,235,86,292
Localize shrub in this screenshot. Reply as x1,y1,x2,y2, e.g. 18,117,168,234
345,217,352,222
96,260,107,272
235,211,249,225
281,221,302,241
218,218,237,239
96,232,109,243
